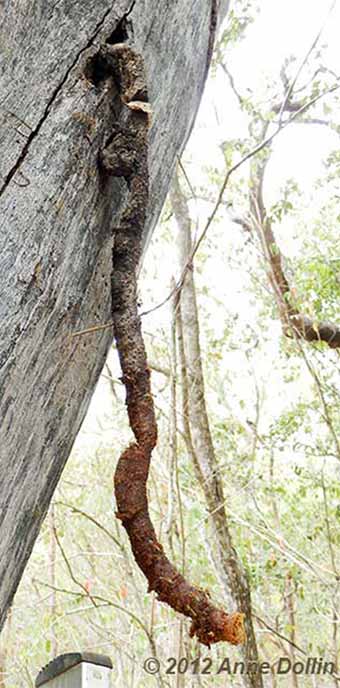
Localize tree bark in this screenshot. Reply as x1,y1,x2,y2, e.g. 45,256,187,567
0,0,227,631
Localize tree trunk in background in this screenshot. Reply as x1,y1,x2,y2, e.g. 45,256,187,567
0,0,229,631
170,169,263,688
48,504,58,658
283,573,299,688
0,608,11,688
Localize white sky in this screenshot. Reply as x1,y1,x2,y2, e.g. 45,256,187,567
190,0,340,189
236,0,340,77
186,0,340,248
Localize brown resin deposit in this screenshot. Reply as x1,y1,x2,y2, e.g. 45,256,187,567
104,41,245,647
115,429,245,645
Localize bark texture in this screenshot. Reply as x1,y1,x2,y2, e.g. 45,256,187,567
0,0,228,631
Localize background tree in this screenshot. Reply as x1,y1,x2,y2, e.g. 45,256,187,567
170,167,262,687
215,16,340,348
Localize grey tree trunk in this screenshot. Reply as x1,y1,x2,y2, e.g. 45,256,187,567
0,0,229,631
170,170,262,687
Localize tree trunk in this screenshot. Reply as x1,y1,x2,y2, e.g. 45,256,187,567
48,504,58,658
0,0,227,632
170,169,263,686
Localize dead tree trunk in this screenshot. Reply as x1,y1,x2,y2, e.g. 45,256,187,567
0,0,228,632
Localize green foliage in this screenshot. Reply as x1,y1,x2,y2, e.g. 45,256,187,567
294,254,340,318
220,0,259,50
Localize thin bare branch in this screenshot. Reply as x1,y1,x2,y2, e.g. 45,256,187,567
278,0,338,121
141,80,340,320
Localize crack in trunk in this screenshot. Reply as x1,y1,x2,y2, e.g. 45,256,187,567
0,3,136,198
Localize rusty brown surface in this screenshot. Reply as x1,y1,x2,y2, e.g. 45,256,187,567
102,40,246,646
114,395,245,646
